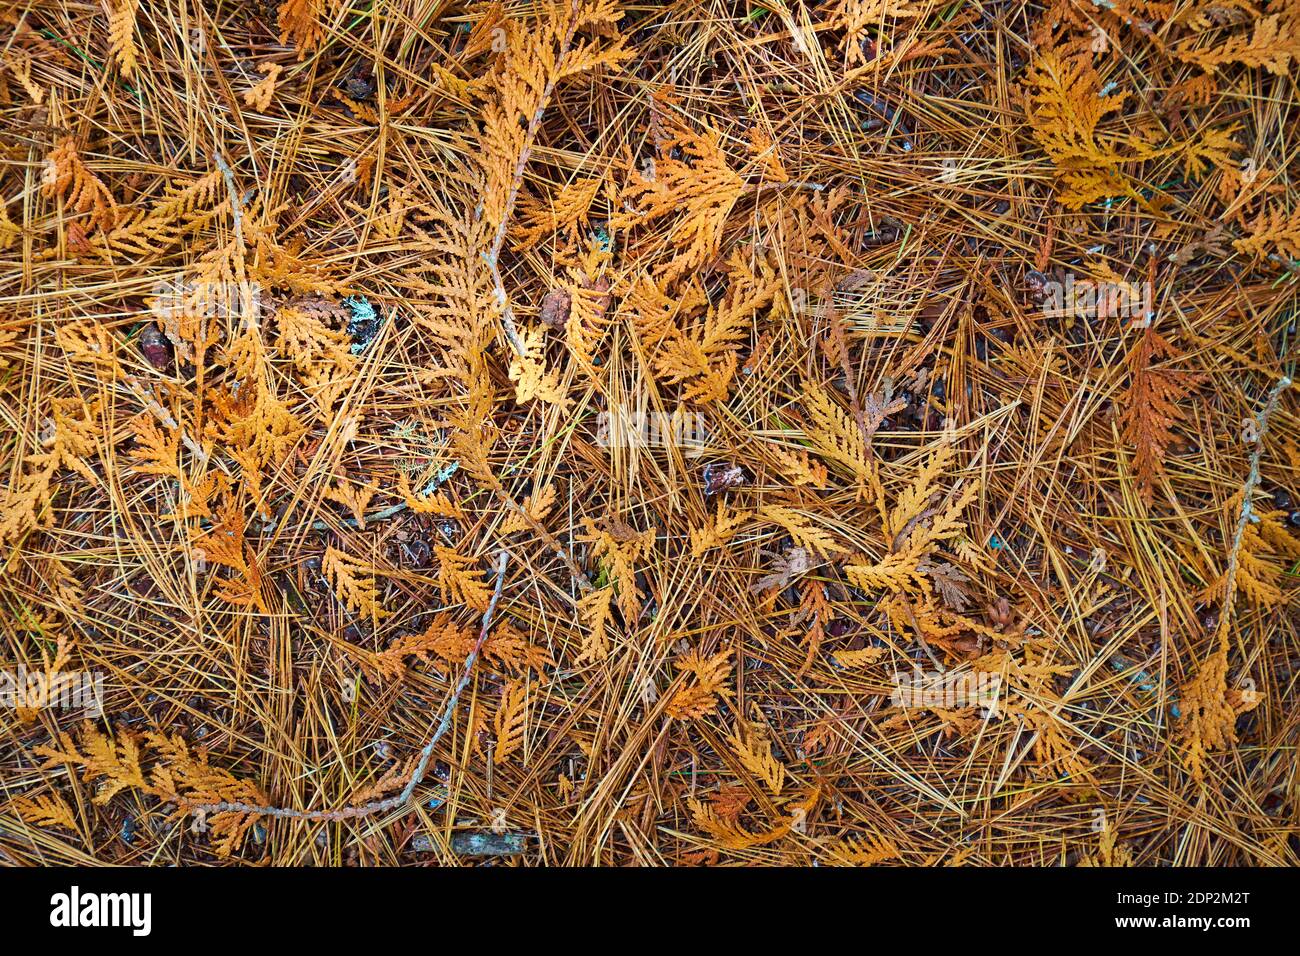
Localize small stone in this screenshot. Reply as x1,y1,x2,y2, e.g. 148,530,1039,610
539,289,572,330
449,831,528,857
342,65,376,100
139,324,172,372
702,463,745,496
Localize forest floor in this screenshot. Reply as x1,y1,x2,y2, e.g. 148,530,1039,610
1,0,1299,865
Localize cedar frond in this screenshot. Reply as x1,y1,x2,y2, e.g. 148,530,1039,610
435,546,491,611
493,680,529,764
324,478,379,528
514,176,603,250
105,0,140,77
1177,11,1300,74
613,122,746,281
322,544,389,621
1020,48,1131,208
397,473,465,519
729,721,785,794
579,517,655,619
1234,204,1300,259
1118,326,1200,503
13,792,79,831
42,137,118,234
500,483,556,535
666,647,733,719
823,834,901,866
38,723,267,856
0,397,101,546
278,0,328,58
575,586,615,663
689,500,751,556
242,63,283,111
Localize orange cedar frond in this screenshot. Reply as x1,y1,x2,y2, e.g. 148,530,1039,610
1209,509,1300,607
367,613,546,679
613,123,745,282
1177,11,1300,75
1118,326,1200,503
13,792,79,831
666,647,734,719
322,544,389,620
105,0,140,77
347,755,420,807
508,326,571,410
1020,49,1132,209
823,834,901,866
829,0,925,65
476,1,631,246
368,617,470,682
242,63,283,111
41,137,118,234
165,470,229,525
195,500,270,614
143,731,269,856
493,680,528,764
846,549,928,595
562,244,615,369
1234,204,1300,260
55,319,122,381
435,546,491,610
769,446,828,488
38,724,147,802
397,473,465,520
793,578,831,674
513,176,603,250
575,586,615,663
687,796,790,850
0,397,102,546
500,483,556,535
579,517,655,619
324,478,380,528
127,414,181,478
758,504,844,559
833,646,887,668
689,500,751,557
278,0,327,58
729,721,785,794
802,384,882,496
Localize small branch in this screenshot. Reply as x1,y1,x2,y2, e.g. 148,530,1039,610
1215,374,1293,652
212,150,244,245
480,0,582,358
183,551,512,823
119,377,212,468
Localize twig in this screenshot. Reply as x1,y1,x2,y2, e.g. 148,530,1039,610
479,0,582,358
212,150,244,245
182,551,512,823
1215,375,1293,650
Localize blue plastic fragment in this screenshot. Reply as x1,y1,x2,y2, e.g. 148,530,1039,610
345,295,383,354
422,460,460,495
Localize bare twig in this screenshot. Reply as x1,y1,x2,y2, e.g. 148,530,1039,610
183,551,511,823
